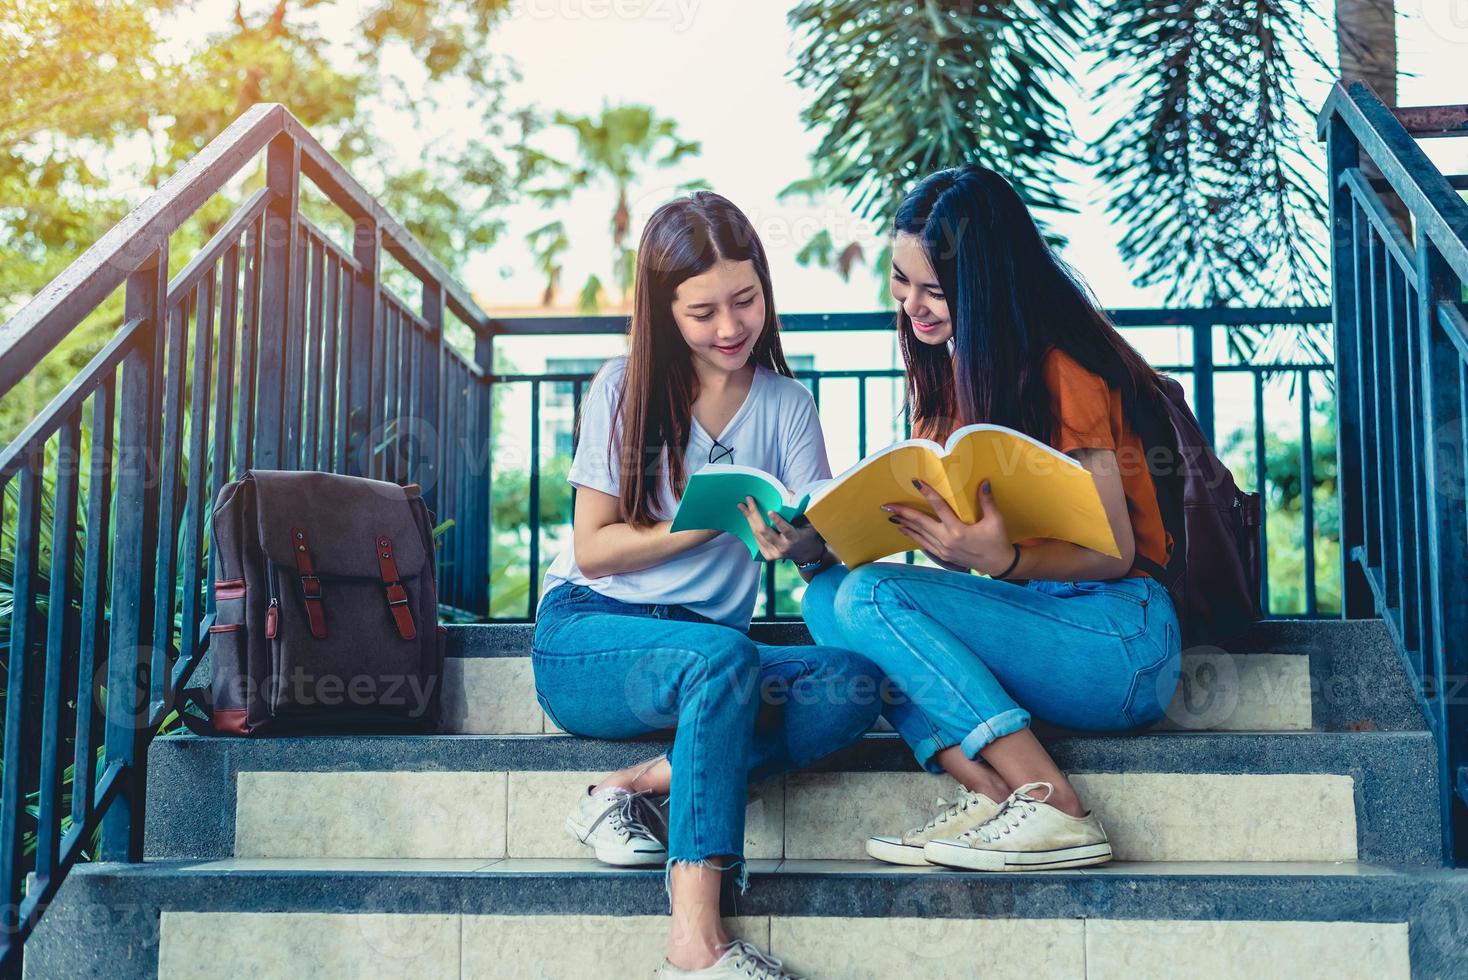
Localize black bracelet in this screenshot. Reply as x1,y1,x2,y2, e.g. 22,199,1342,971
993,543,1023,580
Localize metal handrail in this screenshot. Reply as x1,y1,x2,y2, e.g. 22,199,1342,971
0,104,494,974
1320,79,1468,864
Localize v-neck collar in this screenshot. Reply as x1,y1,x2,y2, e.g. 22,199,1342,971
691,365,763,445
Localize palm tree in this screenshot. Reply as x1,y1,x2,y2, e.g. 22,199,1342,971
524,105,705,311
786,0,1402,359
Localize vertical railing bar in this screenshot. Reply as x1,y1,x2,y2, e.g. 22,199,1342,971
442,362,459,607
1299,369,1317,616
303,235,325,472
1193,321,1217,444
281,227,308,471
1326,123,1371,618
150,294,191,708
212,242,240,506
36,417,80,881
1253,370,1270,616
1390,260,1420,649
420,282,444,520
334,259,354,472
1,455,45,929
179,266,217,667
1374,236,1401,614
320,253,340,470
527,379,542,618
858,373,868,459
101,242,166,864
1350,211,1374,575
254,134,299,469
571,378,585,516
374,302,389,482
388,305,403,482
72,382,113,827
234,220,262,475
476,367,492,616
406,319,422,487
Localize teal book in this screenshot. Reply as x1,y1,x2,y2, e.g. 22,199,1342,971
670,464,816,560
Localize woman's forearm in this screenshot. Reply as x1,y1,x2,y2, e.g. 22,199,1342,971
1003,539,1133,583
574,520,717,579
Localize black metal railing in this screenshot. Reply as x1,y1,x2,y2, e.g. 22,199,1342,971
0,104,493,974
485,305,1333,622
1320,80,1468,863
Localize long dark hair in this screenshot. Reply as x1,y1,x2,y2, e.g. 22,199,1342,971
609,191,792,526
894,165,1166,452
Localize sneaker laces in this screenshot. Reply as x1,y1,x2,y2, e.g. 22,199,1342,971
960,781,1053,844
916,790,988,834
716,939,801,979
587,788,663,845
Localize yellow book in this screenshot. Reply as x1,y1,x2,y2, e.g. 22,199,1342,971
804,423,1120,568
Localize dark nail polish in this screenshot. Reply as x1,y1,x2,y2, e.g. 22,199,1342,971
911,479,922,490
888,516,901,524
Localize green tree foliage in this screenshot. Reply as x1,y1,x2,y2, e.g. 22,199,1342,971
786,0,1332,318
0,0,523,442
1094,0,1329,309
522,104,706,311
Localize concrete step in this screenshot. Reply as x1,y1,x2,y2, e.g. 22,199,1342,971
440,618,1425,736
143,730,1443,866
27,858,1468,978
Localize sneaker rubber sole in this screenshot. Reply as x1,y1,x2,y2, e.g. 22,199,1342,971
865,835,935,866
922,837,1113,871
564,814,667,867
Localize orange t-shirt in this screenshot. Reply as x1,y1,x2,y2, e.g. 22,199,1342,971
1040,348,1172,578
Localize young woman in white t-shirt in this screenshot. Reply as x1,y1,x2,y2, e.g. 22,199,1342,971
532,192,878,980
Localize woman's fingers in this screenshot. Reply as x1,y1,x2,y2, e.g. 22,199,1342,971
891,515,942,555
912,479,963,528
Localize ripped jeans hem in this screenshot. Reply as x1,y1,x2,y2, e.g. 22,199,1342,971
664,856,749,912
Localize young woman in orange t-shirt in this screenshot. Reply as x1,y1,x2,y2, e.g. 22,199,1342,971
803,164,1183,872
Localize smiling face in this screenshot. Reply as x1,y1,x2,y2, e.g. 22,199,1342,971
890,231,953,346
671,258,767,375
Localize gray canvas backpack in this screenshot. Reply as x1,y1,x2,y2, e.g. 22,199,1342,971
182,469,446,735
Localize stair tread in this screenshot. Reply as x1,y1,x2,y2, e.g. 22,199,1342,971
155,856,1406,878
51,856,1468,926
150,728,1435,775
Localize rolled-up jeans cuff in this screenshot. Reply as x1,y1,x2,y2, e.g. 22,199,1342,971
911,733,951,775
958,708,1031,759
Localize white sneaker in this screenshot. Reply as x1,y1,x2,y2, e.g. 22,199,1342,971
866,788,1003,866
657,939,803,979
565,785,667,866
923,781,1112,871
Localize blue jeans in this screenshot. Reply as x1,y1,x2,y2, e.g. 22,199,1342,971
532,582,882,882
801,563,1181,774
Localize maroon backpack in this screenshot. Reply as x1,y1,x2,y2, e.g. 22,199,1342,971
181,469,446,735
1132,375,1263,645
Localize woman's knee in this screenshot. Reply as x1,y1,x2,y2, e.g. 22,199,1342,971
691,631,761,685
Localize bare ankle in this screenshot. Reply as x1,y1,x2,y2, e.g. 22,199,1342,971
1046,784,1085,818
666,929,726,970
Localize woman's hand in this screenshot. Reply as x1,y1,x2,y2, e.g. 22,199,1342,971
737,497,826,564
885,480,1014,576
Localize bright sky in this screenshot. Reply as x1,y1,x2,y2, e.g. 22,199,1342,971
145,0,1468,474
151,0,1468,321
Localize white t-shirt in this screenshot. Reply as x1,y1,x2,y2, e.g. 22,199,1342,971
539,355,831,629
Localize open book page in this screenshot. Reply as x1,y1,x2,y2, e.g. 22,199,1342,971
670,464,810,559
804,439,960,567
806,424,1119,568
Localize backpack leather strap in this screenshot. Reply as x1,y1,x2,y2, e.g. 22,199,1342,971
290,526,327,638
375,533,417,640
